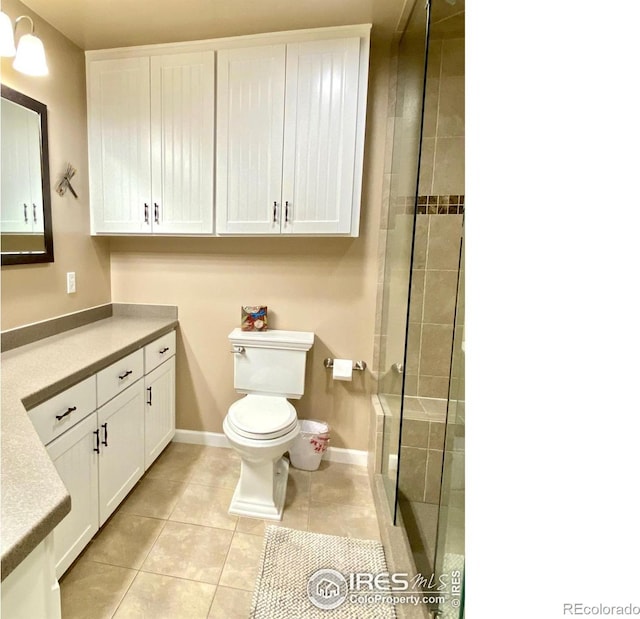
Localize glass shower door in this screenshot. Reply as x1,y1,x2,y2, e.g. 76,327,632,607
434,232,465,618
377,0,429,518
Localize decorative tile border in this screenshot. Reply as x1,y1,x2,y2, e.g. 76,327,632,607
418,194,465,215
391,194,465,216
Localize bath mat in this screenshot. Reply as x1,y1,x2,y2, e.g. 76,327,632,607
250,526,396,618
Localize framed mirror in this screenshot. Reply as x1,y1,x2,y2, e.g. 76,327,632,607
1,84,54,265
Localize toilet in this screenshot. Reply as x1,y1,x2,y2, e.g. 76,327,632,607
223,328,314,520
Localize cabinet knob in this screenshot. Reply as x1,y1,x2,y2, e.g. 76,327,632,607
55,406,77,421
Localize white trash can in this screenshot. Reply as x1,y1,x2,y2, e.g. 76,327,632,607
289,420,330,471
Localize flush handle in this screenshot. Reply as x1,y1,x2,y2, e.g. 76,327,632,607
230,346,245,354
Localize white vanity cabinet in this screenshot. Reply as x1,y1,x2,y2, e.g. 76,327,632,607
97,380,145,525
46,412,99,578
143,330,176,469
28,330,176,578
87,52,215,235
215,34,368,236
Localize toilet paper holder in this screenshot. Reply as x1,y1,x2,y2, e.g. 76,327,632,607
323,358,367,371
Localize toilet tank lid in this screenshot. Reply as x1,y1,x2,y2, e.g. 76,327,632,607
228,328,314,351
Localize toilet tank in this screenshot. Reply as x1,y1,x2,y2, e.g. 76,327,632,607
229,328,314,399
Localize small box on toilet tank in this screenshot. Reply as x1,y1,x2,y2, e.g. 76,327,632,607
241,306,268,331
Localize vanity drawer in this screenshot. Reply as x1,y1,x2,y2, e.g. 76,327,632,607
144,330,176,374
97,349,144,407
28,375,97,446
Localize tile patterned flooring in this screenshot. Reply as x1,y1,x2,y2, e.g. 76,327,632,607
60,442,380,618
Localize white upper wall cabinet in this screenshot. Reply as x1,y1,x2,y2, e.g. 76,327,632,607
86,25,370,237
88,57,151,234
282,38,361,235
216,36,367,236
150,53,215,234
216,45,286,234
87,52,215,234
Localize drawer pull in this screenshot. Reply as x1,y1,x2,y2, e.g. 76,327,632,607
101,422,108,447
55,406,77,421
118,370,133,380
159,347,170,354
93,429,100,454
147,386,152,406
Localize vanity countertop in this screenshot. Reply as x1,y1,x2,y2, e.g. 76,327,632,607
1,307,178,580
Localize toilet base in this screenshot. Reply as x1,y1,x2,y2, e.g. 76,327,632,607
228,457,289,521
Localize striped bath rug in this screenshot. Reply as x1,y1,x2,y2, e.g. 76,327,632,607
250,526,396,618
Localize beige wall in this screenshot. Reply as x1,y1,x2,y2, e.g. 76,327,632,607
108,41,391,451
1,0,111,330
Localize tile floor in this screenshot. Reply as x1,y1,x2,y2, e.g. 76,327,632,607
60,442,380,619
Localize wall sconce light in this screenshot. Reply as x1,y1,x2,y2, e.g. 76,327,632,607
0,12,49,77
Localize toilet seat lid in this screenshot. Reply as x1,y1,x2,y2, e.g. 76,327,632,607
228,396,298,439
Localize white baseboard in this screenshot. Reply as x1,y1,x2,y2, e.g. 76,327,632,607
173,429,368,466
324,446,368,467
173,429,230,448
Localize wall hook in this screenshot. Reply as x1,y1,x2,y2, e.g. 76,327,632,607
56,163,77,198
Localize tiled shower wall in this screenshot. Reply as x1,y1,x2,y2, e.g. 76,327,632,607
407,36,464,401
375,37,464,401
373,35,464,508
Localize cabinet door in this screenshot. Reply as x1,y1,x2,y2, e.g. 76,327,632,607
97,380,145,525
216,45,286,234
150,52,215,234
46,412,99,578
282,38,361,235
144,356,175,469
88,57,151,233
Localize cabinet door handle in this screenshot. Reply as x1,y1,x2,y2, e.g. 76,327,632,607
273,201,277,223
101,422,108,446
118,369,133,380
159,347,169,354
144,203,149,224
93,429,100,454
285,201,290,223
33,203,37,224
147,386,152,406
154,203,160,224
24,203,28,223
55,406,77,421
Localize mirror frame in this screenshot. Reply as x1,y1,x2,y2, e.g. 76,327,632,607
1,84,54,266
